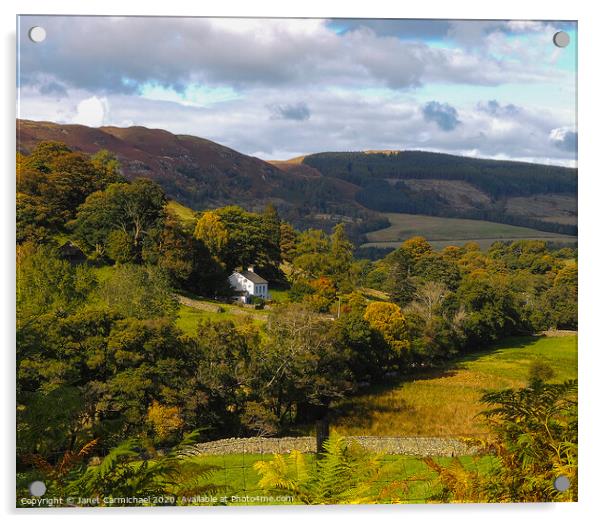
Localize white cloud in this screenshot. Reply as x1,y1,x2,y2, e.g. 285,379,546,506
17,84,577,166
16,16,576,166
72,96,109,127
18,16,565,95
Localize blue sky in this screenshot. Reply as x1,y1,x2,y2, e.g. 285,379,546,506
17,16,577,165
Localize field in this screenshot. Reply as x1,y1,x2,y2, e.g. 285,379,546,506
176,301,267,336
363,212,577,250
166,200,198,224
330,334,577,437
181,452,495,504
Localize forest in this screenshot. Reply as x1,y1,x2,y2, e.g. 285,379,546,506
303,150,578,198
303,151,578,235
16,142,578,504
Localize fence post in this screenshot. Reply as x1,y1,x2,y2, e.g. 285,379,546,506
315,417,330,456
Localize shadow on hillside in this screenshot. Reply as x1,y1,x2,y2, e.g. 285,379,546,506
453,334,542,364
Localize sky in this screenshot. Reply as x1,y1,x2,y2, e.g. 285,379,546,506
17,16,577,166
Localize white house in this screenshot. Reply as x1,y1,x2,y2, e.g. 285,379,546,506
228,267,269,302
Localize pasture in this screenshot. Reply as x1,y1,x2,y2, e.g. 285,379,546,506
166,200,198,224
330,335,577,437
181,452,495,504
176,301,267,336
363,212,577,250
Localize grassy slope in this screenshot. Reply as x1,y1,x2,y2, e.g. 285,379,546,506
167,200,198,224
330,335,577,437
505,194,577,226
364,213,576,250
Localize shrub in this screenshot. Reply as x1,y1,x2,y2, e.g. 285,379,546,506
147,401,184,444
422,380,577,502
254,431,407,503
528,359,556,385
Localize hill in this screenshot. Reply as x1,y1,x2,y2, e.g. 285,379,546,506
301,151,577,235
18,120,577,241
17,119,289,211
17,119,376,234
302,150,577,198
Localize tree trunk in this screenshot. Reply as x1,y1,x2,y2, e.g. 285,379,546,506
315,417,330,456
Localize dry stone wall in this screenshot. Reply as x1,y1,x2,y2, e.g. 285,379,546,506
184,435,478,457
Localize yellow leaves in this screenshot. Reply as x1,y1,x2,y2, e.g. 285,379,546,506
363,301,410,354
147,400,184,441
401,236,433,258
194,211,229,257
364,301,404,327
253,452,303,493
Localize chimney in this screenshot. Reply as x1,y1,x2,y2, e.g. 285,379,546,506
247,265,255,273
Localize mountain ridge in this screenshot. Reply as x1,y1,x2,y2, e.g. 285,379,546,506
17,119,577,237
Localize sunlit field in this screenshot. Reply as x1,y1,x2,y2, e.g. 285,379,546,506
331,335,577,437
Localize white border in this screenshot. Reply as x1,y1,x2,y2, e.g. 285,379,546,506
2,1,601,522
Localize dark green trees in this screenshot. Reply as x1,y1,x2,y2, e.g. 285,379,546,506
17,142,124,243
193,205,283,275
71,179,167,260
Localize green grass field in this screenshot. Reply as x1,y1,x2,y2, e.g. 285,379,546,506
330,335,577,437
267,287,291,303
181,452,495,504
363,212,577,250
176,303,266,336
167,200,198,224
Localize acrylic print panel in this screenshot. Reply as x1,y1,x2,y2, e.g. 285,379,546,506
16,16,577,507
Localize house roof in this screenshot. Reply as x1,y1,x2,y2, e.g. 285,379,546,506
237,270,268,284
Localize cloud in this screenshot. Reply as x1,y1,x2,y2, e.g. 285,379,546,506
37,80,68,98
549,127,578,152
17,85,577,166
477,100,520,117
15,16,577,167
328,19,574,42
269,102,311,121
422,101,460,131
18,16,563,96
72,96,109,127
327,19,452,39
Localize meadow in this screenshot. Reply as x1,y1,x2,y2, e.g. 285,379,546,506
330,334,577,437
176,302,267,336
166,199,198,225
181,452,496,504
363,212,577,250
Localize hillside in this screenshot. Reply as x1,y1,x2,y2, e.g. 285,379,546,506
18,120,577,240
17,119,300,213
301,151,577,235
18,119,377,234
302,150,577,198
361,212,576,252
